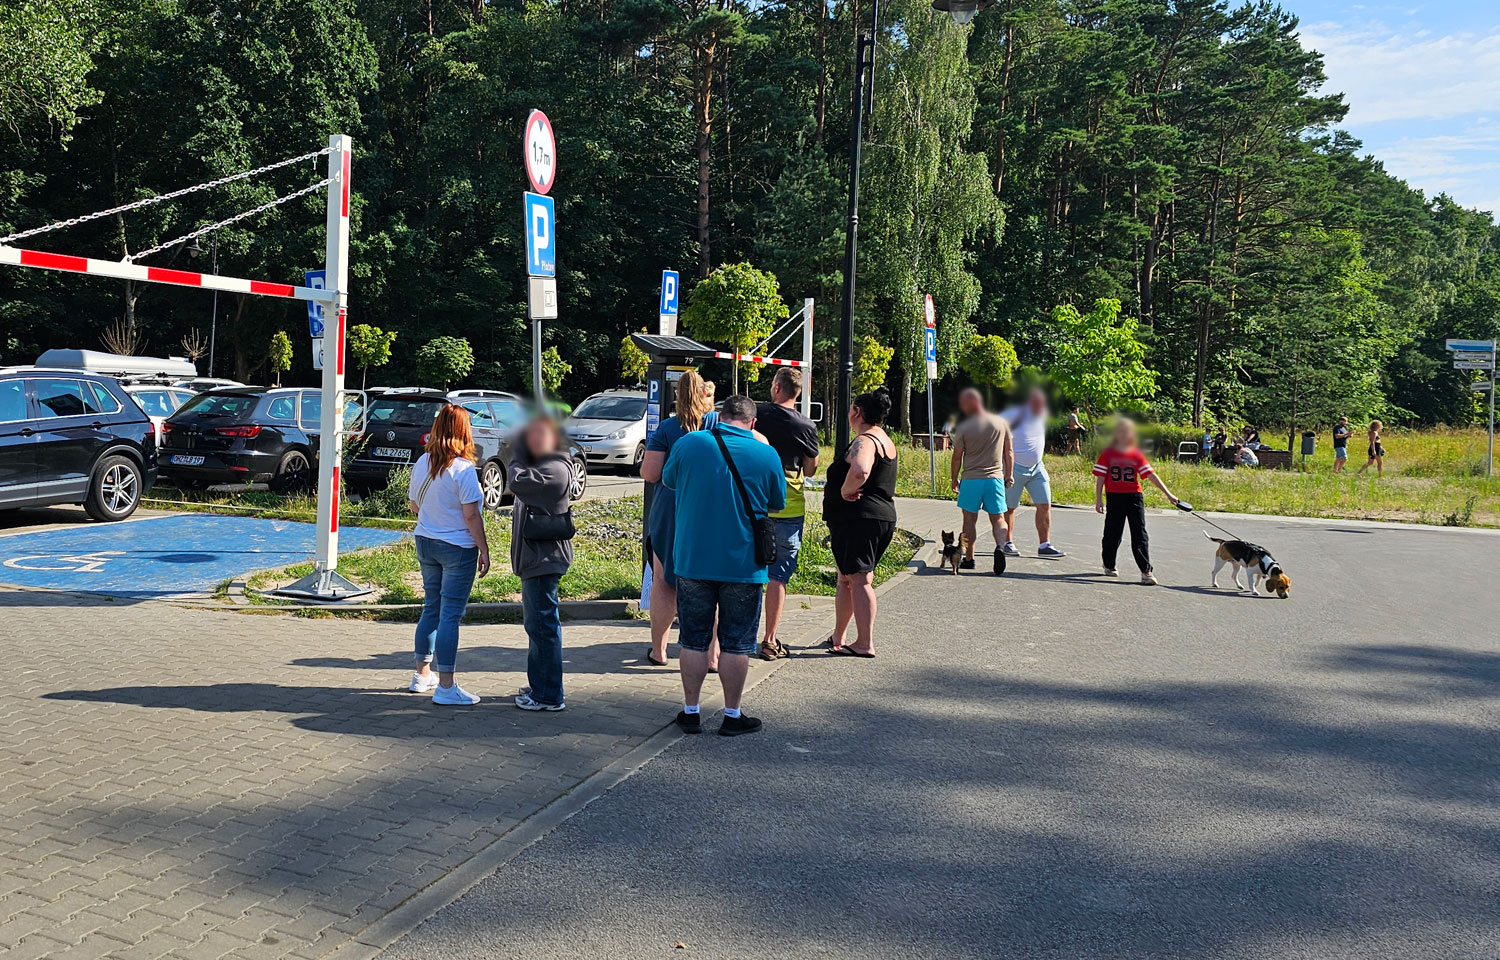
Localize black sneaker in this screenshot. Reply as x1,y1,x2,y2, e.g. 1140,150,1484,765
675,710,703,734
717,714,763,737
993,549,1007,576
960,557,975,570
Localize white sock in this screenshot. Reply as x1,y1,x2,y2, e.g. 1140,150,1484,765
1039,541,1051,550
683,704,699,715
723,707,741,718
1004,540,1015,547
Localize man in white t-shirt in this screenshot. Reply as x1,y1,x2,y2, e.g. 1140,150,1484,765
1001,388,1065,559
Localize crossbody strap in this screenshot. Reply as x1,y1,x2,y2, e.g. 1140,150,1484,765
713,428,759,528
415,471,436,511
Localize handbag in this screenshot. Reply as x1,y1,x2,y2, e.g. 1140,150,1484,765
522,504,576,542
714,428,777,567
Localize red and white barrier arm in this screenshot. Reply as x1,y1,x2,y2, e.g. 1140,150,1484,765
713,351,806,367
0,245,336,303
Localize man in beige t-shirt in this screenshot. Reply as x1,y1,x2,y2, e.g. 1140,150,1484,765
949,388,1014,575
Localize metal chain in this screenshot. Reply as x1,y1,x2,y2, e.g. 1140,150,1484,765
0,147,332,245
125,179,329,262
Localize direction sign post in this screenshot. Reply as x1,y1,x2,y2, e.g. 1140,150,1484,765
659,270,680,336
1447,337,1496,477
522,111,558,405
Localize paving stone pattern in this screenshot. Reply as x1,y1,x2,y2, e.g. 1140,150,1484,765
0,589,839,960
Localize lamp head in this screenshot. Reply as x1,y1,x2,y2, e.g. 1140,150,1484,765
932,0,993,24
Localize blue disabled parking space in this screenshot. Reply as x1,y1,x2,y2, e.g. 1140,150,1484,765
0,514,405,598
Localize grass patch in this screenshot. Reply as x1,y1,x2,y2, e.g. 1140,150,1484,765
824,425,1500,527
247,495,920,605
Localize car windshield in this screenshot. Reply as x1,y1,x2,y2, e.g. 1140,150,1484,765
173,393,258,419
130,390,175,417
367,398,446,427
572,395,645,421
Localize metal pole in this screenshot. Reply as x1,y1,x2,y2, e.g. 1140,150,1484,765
927,378,935,495
532,319,544,405
836,4,876,457
207,240,218,378
1490,340,1496,479
800,297,814,419
313,134,352,593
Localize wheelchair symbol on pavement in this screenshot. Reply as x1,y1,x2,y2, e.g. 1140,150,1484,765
3,551,124,572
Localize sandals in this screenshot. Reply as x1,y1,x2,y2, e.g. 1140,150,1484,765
759,638,790,661
646,648,669,667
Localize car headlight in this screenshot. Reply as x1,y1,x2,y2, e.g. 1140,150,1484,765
606,429,627,440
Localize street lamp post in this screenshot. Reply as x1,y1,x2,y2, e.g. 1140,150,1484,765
833,0,994,456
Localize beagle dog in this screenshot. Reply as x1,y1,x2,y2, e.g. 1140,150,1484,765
1207,533,1291,598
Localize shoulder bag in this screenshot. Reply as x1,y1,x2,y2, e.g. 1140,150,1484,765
714,428,777,567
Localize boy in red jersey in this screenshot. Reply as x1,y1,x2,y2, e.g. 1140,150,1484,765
1093,418,1180,585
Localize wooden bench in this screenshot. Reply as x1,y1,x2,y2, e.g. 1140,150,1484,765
1251,449,1293,470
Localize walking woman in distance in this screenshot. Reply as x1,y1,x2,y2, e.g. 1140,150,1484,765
639,369,718,667
407,404,490,705
508,416,576,711
823,388,898,658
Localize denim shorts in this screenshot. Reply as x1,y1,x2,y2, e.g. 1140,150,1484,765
1005,462,1052,510
675,578,762,657
1335,445,1348,460
767,516,804,584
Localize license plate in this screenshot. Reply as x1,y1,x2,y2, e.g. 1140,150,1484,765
373,446,411,460
170,454,205,466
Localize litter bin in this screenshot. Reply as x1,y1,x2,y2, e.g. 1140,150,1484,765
1301,431,1316,456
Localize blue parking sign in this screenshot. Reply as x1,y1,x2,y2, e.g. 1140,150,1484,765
304,270,326,338
660,270,680,316
924,326,937,363
524,192,555,277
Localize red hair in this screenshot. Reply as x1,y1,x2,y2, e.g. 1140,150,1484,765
425,404,477,478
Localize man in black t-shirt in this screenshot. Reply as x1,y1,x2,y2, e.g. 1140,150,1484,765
1332,416,1351,472
755,368,820,661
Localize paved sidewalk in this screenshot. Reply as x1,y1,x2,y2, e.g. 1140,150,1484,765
0,588,837,960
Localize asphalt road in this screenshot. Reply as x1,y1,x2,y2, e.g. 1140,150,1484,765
389,506,1500,959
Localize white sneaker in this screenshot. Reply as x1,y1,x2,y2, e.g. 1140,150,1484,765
1103,568,1118,578
515,693,565,712
1002,541,1021,557
432,683,480,705
1141,572,1158,586
409,673,439,693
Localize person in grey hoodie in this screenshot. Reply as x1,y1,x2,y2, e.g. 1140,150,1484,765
508,416,576,711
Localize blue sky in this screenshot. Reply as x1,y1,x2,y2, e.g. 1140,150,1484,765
1291,0,1500,217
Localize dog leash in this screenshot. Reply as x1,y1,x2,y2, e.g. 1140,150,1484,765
1171,500,1245,541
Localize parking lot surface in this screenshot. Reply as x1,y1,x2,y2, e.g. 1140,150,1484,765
0,514,403,598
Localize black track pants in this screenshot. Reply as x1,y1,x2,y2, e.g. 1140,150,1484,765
1102,492,1151,573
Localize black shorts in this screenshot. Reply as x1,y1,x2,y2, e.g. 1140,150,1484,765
830,519,896,575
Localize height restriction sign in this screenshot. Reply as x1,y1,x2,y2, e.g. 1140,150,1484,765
524,111,556,196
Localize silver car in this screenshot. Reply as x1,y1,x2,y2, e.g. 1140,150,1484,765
565,390,648,474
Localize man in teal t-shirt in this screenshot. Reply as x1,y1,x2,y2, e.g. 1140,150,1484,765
662,395,784,737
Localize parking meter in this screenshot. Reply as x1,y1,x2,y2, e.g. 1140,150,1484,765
630,334,716,571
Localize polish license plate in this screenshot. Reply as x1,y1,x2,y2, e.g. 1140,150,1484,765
170,454,205,466
373,446,411,460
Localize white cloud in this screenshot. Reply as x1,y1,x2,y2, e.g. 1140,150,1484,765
1300,22,1500,125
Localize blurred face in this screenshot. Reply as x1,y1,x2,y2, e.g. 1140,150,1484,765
1027,389,1046,416
958,389,982,417
1112,420,1137,448
524,419,560,458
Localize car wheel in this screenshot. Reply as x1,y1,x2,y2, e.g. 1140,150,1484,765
270,449,313,494
629,442,646,476
481,460,506,511
84,455,144,522
569,456,588,501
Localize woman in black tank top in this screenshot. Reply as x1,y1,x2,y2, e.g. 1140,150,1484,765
823,388,899,658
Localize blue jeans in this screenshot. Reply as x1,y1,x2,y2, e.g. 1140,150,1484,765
676,578,762,657
522,574,564,706
414,535,478,673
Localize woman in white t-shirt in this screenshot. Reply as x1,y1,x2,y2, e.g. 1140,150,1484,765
406,405,491,705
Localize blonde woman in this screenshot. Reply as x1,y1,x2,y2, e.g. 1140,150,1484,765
639,370,719,666
1358,420,1386,477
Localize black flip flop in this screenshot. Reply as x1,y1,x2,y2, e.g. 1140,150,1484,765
646,650,669,667
829,645,875,659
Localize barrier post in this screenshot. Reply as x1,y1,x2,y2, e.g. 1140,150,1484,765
800,298,814,419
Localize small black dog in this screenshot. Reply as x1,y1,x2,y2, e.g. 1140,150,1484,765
940,531,967,575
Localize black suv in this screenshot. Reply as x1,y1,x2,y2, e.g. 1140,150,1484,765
347,389,589,507
158,386,351,492
0,368,158,521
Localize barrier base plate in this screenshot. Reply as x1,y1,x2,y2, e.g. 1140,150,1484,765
271,570,374,603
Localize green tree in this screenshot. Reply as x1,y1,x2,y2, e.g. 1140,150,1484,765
0,0,102,141
1051,299,1157,418
680,262,789,393
346,323,396,390
853,336,894,396
415,336,474,388
959,334,1019,405
619,331,650,384
267,330,293,386
540,345,571,395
